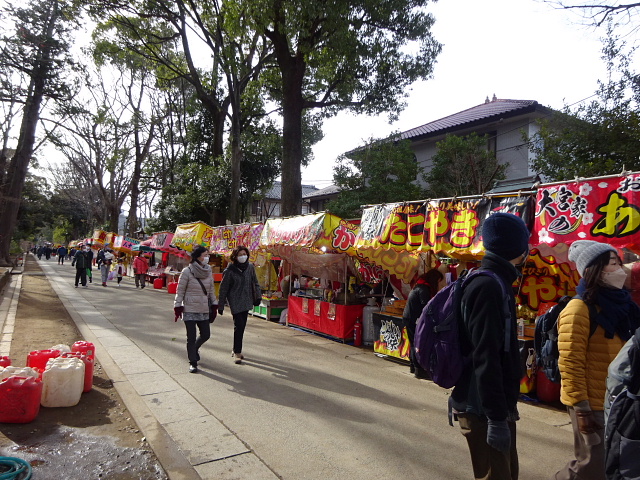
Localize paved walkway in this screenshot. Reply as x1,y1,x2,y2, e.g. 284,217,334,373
6,256,575,479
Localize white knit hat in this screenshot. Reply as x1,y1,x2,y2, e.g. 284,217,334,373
568,240,616,276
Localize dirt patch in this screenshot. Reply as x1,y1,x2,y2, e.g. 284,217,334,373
0,258,167,479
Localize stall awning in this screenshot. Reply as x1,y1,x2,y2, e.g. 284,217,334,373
355,195,534,283
173,221,213,252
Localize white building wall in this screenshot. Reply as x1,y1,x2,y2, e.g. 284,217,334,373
495,118,532,179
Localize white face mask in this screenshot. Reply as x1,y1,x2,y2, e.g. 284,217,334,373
201,256,210,264
602,267,627,289
237,255,248,264
83,247,89,252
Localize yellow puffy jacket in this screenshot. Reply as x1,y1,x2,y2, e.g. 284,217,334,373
558,298,626,411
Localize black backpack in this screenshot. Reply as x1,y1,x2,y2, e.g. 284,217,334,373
534,295,597,383
604,327,640,480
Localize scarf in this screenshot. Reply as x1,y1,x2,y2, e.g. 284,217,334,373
189,261,211,279
235,261,249,272
576,279,640,341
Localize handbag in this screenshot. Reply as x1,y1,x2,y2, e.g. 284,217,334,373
194,272,216,323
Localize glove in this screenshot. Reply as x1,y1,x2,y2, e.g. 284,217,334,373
218,307,224,316
574,402,602,444
486,419,511,453
209,303,218,323
174,306,184,322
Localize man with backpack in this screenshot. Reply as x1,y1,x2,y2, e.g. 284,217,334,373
450,212,530,480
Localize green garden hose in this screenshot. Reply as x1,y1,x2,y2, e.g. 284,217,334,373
0,457,31,480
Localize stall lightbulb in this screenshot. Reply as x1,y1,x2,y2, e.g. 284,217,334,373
321,246,327,252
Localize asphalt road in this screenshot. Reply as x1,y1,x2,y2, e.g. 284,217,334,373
42,259,573,480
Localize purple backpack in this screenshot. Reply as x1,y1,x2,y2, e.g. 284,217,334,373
414,269,509,389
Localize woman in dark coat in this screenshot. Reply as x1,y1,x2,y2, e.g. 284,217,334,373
218,246,261,364
402,268,443,378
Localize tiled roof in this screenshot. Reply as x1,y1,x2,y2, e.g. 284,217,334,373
302,184,341,199
398,99,545,141
263,181,318,200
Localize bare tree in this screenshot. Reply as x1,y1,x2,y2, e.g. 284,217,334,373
543,1,640,29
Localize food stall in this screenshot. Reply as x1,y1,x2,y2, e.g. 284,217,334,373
354,194,535,361
261,212,364,340
208,222,267,299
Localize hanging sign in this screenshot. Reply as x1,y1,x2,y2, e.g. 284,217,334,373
532,173,640,254
355,195,533,282
173,222,214,252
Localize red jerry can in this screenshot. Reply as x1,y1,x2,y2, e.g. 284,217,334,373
153,277,164,289
0,376,43,423
26,349,61,371
71,341,95,361
167,282,178,294
353,317,363,347
62,352,95,393
0,356,11,367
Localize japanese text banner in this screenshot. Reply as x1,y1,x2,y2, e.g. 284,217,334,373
173,222,214,252
532,174,640,254
209,223,264,257
355,195,533,282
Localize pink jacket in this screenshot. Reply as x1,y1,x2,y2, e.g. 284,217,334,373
133,256,149,274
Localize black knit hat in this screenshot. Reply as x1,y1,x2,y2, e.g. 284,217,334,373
481,213,530,260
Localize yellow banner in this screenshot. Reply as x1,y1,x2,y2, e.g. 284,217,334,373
173,222,214,252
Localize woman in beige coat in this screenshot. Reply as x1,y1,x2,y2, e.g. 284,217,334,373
174,246,218,373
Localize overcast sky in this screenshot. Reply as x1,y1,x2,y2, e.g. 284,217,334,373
301,0,614,188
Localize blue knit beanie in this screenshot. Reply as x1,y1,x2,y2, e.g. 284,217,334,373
481,213,530,260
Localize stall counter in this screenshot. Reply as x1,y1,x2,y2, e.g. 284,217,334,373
288,296,364,341
252,298,288,321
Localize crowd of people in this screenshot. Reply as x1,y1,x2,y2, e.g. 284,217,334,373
32,243,150,289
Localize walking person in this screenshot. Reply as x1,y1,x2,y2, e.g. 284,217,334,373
552,240,640,480
100,248,115,286
450,212,531,480
85,246,94,283
174,246,217,373
57,245,68,265
115,258,125,287
218,246,261,364
36,246,43,260
73,244,90,288
402,268,443,379
133,252,149,289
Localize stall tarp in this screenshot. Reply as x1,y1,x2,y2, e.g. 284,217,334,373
518,248,580,312
113,235,140,253
532,173,640,256
173,222,214,252
261,213,359,256
209,223,263,257
355,195,534,283
92,230,107,247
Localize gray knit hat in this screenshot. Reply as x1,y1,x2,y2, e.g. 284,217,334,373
568,240,616,276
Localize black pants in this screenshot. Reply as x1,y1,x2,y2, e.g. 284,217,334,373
185,320,210,365
75,268,87,286
58,256,64,264
233,310,249,354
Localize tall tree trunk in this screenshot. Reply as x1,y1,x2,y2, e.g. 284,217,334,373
126,123,155,235
280,68,304,217
0,3,58,265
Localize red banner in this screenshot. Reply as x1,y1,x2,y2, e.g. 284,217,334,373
532,174,640,253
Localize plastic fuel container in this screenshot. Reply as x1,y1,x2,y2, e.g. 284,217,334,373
0,376,43,423
71,341,95,361
61,352,94,392
0,356,11,367
41,357,85,407
27,349,61,371
0,366,40,381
